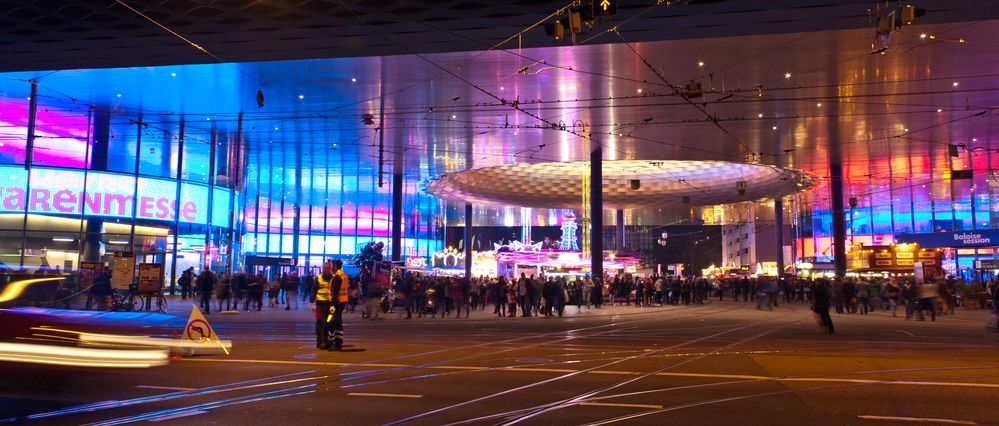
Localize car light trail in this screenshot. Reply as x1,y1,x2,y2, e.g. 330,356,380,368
0,342,168,368
0,277,64,303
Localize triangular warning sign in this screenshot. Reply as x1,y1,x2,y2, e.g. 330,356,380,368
184,305,218,342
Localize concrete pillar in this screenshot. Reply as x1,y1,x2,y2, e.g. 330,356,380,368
830,162,847,278
774,197,785,281
82,109,111,263
464,203,473,278
590,146,603,282
616,209,625,249
391,173,403,262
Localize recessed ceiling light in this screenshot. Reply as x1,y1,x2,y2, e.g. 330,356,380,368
500,86,505,91
637,88,643,94
972,138,977,142
772,126,777,130
206,117,211,121
298,94,304,99
784,72,791,79
451,115,457,119
952,81,959,87
920,33,927,39
116,93,122,97
170,72,177,77
697,61,704,67
351,78,357,83
937,108,943,112
758,113,764,118
904,128,909,132
274,127,279,130
816,103,822,107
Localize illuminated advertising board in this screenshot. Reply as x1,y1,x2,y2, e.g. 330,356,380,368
212,186,231,228
0,165,232,226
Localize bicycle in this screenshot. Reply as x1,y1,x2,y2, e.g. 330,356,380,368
137,292,168,313
108,288,141,312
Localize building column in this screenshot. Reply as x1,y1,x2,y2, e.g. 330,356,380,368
830,162,847,278
391,173,403,262
590,146,603,282
464,203,473,278
82,109,112,263
615,209,625,250
774,196,785,281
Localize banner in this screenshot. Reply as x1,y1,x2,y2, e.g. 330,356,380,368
895,229,999,248
111,253,135,290
138,263,164,294
0,165,230,226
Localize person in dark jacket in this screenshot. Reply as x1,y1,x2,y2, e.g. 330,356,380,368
178,268,193,299
591,278,603,309
88,268,113,310
197,269,216,314
812,279,834,334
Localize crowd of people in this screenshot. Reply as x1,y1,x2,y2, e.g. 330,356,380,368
175,267,999,330
176,267,305,314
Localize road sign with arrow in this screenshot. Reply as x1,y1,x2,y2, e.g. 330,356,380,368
595,0,617,16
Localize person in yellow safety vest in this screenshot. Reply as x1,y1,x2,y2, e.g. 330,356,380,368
330,259,349,350
311,260,335,350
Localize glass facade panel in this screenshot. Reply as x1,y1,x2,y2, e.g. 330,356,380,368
0,99,29,165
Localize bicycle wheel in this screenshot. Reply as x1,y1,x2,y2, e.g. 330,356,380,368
156,295,168,313
129,294,143,312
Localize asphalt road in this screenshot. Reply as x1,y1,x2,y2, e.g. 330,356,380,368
2,298,998,426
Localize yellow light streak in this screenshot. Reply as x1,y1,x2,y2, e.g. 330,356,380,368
0,277,64,303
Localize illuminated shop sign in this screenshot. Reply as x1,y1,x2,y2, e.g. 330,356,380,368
896,229,999,248
0,165,228,226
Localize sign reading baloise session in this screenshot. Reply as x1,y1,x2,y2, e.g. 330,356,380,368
895,229,999,248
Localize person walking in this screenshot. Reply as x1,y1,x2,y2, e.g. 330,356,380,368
453,277,470,319
329,260,349,350
917,281,939,321
507,279,518,317
542,279,556,316
217,272,232,312
234,270,248,309
857,279,871,314
517,273,530,317
883,280,901,317
812,279,834,334
284,272,299,311
197,269,215,314
495,276,508,317
398,272,414,319
178,268,193,300
902,280,916,320
364,269,384,320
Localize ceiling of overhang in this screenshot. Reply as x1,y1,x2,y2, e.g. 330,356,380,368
1,0,998,72
425,160,814,208
1,13,999,210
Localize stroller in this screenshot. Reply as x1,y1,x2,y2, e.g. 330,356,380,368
423,288,437,315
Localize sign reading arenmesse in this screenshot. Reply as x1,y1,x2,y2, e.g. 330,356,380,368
895,229,999,248
0,165,231,226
